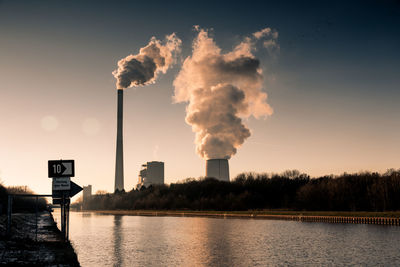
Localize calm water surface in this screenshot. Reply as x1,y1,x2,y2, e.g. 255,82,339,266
54,211,400,266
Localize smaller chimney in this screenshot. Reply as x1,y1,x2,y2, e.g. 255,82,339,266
206,159,230,181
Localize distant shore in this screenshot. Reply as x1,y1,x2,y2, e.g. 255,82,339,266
82,210,400,225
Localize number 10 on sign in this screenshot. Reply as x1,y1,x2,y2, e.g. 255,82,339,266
48,160,75,177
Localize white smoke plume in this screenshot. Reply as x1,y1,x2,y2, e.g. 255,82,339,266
173,27,278,160
113,33,182,89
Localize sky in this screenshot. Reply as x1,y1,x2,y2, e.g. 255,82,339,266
0,0,399,195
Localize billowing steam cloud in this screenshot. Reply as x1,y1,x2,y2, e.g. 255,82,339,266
113,33,181,89
174,27,278,160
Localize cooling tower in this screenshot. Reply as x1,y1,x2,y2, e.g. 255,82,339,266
206,159,230,181
114,89,124,192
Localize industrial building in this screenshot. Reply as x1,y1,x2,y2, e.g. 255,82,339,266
206,159,230,181
82,185,92,209
137,161,164,189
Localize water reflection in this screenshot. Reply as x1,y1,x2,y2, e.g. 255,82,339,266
194,218,234,266
178,217,211,265
113,215,123,267
133,216,170,265
66,212,400,267
212,219,234,266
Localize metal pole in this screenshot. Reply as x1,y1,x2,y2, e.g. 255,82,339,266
66,201,70,240
60,196,63,240
61,194,65,241
35,196,38,242
7,195,12,236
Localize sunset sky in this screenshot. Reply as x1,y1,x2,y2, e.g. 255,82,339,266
0,0,399,195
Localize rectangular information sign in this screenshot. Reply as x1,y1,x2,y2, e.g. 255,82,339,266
52,177,71,191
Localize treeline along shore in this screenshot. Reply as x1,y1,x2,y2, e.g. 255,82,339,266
83,169,400,213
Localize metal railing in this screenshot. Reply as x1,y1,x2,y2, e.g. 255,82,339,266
6,194,53,241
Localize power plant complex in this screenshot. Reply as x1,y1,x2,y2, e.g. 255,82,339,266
113,88,230,193
113,89,166,192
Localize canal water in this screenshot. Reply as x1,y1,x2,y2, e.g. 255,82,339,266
55,211,400,266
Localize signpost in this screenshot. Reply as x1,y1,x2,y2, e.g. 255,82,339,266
6,160,83,242
48,159,82,241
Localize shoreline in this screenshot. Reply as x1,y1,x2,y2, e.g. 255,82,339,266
0,211,80,266
80,209,400,226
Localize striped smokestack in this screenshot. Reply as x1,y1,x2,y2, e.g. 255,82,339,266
115,89,124,192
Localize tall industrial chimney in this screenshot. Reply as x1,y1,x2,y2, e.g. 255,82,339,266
115,89,124,192
206,159,230,181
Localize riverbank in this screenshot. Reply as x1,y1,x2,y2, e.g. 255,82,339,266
88,210,400,225
0,211,80,266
